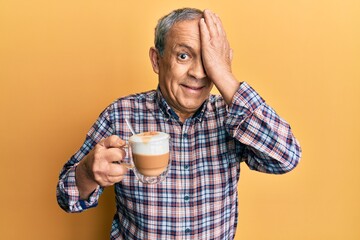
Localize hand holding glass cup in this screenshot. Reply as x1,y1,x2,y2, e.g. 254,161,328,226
122,131,171,184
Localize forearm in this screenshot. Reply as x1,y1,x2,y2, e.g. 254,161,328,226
57,105,114,212
57,158,103,213
212,72,241,106
238,105,301,173
75,152,99,200
226,82,301,173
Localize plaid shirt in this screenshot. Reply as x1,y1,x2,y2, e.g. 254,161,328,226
57,82,301,239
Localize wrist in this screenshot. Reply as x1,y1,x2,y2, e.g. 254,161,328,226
76,157,98,200
212,72,240,105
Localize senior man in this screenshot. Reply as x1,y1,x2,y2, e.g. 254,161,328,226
57,8,301,239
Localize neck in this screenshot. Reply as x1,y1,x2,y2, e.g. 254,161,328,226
175,111,193,123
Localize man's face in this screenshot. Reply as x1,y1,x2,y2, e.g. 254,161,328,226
153,19,213,119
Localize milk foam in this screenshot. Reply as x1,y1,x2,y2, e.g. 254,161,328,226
129,132,170,155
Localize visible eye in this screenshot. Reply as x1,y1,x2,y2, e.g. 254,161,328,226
178,53,189,61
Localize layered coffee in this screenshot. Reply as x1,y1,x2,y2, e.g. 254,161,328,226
129,131,170,177
132,152,170,176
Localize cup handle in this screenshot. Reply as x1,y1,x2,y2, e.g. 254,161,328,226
118,144,135,170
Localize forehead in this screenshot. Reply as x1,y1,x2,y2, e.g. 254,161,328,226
166,19,201,50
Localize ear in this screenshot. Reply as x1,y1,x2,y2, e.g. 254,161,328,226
149,47,160,74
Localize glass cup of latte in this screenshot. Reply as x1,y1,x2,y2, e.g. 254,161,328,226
125,131,171,184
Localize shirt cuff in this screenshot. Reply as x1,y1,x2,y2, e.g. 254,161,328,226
78,186,102,210
226,82,265,128
58,164,103,212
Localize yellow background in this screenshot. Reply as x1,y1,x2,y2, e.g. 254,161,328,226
1,0,359,239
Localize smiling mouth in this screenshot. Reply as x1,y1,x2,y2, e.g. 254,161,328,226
181,84,204,91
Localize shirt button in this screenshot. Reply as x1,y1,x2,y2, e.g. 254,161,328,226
184,195,190,202
185,228,191,234
183,133,188,138
184,165,189,170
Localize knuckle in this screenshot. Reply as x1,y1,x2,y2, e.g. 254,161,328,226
117,176,124,183
92,165,101,177
93,150,101,160
108,135,119,143
120,165,129,175
107,135,115,142
93,174,103,185
104,135,121,148
93,148,106,162
119,149,126,159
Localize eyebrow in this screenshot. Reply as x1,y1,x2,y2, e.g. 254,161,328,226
173,44,196,54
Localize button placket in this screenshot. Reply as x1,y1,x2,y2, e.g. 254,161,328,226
181,125,190,173
181,124,192,237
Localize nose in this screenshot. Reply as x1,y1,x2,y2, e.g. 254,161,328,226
188,58,207,80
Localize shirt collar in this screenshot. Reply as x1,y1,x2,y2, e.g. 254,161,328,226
155,86,208,123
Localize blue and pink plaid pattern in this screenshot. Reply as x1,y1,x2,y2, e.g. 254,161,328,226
57,82,301,239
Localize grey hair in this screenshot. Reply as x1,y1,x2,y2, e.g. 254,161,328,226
154,8,203,56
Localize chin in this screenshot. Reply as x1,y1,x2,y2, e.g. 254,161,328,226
182,102,204,111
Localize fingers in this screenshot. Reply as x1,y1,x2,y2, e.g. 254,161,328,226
101,135,126,149
230,48,233,62
203,9,225,38
95,135,127,163
199,18,210,44
97,164,128,186
214,14,226,37
101,147,127,163
106,175,125,184
203,10,216,38
203,9,233,59
107,163,129,177
85,135,129,186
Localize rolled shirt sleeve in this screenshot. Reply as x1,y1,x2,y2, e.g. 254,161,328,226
57,161,104,213
225,82,302,174
56,107,113,212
